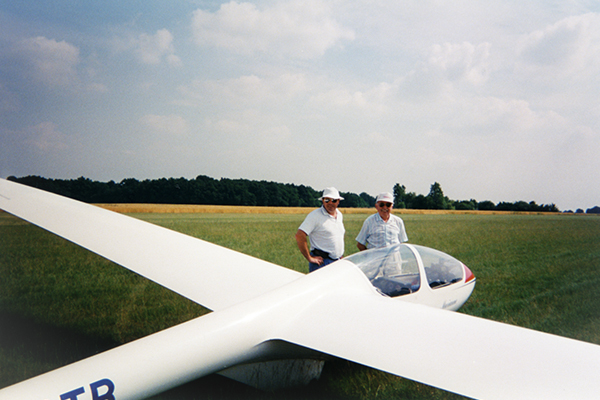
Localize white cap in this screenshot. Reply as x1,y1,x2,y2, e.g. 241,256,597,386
319,187,344,200
376,192,394,204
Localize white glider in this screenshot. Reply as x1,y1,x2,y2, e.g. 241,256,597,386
0,178,599,400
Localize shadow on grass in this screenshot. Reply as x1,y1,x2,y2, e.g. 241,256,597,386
0,311,117,387
0,312,347,400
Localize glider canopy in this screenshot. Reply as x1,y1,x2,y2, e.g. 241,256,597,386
345,243,474,298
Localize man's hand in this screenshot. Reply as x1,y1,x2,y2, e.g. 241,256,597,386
295,229,323,264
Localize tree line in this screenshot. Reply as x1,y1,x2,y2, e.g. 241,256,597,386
7,175,569,212
7,175,373,208
393,182,560,212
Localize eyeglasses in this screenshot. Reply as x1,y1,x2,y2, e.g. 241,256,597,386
377,202,392,208
323,198,339,203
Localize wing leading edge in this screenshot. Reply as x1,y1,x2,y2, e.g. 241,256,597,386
0,178,302,311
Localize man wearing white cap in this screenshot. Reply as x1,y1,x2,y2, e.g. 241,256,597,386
295,187,346,272
356,192,408,251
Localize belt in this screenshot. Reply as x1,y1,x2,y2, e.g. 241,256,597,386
311,248,336,260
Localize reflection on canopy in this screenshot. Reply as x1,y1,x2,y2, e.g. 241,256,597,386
345,244,466,297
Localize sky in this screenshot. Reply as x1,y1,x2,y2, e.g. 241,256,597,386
1,1,599,211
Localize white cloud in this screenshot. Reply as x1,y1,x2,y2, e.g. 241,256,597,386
191,0,355,58
180,73,310,107
17,36,80,87
139,114,189,136
308,82,391,117
428,42,491,85
166,54,182,67
4,2,599,210
517,12,600,77
136,29,181,66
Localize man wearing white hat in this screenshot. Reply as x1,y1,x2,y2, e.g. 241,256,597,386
356,192,408,251
295,187,346,272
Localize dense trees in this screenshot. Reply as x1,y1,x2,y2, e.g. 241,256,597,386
8,175,323,207
7,175,574,212
392,182,560,212
393,182,452,210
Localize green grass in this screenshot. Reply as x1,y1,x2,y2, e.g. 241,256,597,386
1,211,599,399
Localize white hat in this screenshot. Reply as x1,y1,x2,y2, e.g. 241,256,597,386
319,187,344,200
376,192,394,204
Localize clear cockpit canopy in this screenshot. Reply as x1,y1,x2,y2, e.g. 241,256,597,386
345,244,420,297
415,244,466,289
345,243,466,297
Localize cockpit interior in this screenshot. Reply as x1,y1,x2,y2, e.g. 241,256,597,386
345,243,467,298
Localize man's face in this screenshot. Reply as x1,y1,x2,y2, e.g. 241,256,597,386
376,201,393,219
322,197,339,215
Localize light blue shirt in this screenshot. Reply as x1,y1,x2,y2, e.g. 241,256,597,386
356,213,408,249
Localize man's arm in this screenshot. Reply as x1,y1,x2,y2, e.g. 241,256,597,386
295,229,323,265
356,217,370,251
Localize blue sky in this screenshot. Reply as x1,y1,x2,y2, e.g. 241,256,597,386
1,1,599,210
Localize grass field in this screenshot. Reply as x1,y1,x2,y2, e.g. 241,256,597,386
1,208,599,399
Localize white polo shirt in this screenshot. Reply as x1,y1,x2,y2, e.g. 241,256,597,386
298,206,345,259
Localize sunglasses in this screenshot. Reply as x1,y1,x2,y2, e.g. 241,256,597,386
377,202,392,208
323,198,339,203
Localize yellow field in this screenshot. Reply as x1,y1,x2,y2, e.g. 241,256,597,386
96,203,321,214
96,203,560,215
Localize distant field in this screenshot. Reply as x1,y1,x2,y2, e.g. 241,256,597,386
1,208,599,399
97,203,558,215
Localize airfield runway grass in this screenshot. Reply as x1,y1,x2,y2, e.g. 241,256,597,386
1,208,599,399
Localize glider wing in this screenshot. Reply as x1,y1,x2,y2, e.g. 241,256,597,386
0,178,302,310
277,281,600,400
